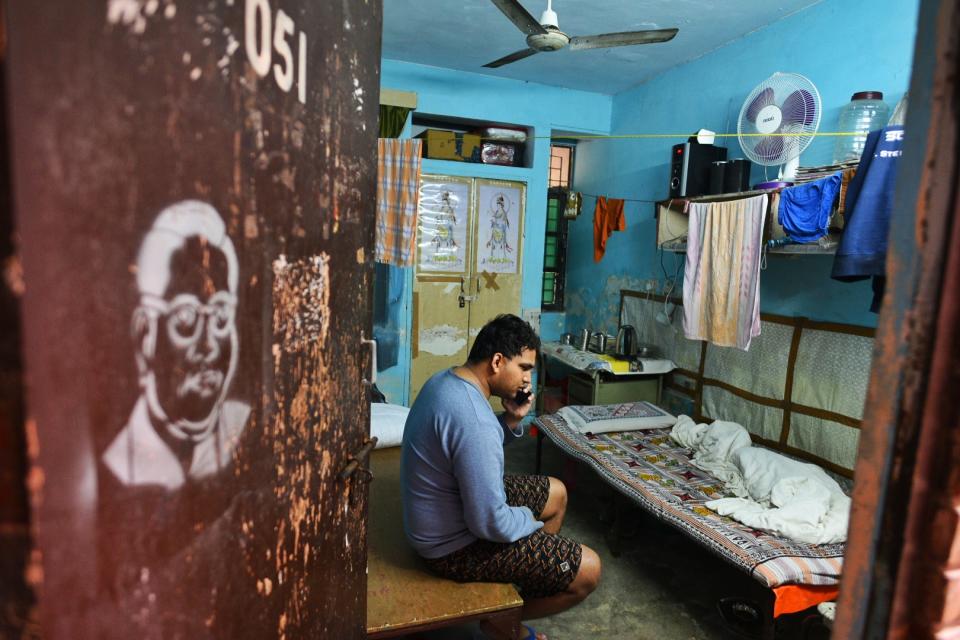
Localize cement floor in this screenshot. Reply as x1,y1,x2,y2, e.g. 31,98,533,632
393,433,833,640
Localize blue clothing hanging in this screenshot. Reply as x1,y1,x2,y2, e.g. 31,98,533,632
373,262,406,371
832,125,905,312
778,172,842,243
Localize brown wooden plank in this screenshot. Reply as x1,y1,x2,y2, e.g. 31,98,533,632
693,341,708,418
780,318,806,446
790,404,863,429
619,290,875,336
366,449,523,636
673,367,700,379
702,377,787,410
803,319,877,338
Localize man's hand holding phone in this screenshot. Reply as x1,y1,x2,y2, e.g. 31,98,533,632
502,386,534,430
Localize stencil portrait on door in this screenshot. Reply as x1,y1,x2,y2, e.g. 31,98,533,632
95,200,274,637
101,200,250,488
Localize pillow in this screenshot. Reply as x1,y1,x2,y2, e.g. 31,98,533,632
370,403,410,449
556,402,676,435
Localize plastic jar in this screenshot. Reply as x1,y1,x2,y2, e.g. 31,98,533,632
832,91,890,163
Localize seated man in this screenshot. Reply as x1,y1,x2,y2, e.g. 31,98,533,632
401,314,601,640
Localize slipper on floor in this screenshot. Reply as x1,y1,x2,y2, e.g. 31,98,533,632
717,597,765,638
520,624,545,640
473,622,545,640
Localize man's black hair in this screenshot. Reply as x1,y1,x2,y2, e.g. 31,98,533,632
467,314,540,363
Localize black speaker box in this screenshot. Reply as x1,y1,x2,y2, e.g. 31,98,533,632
669,142,728,198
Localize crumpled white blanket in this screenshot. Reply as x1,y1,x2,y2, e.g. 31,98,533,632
706,447,851,545
670,415,751,498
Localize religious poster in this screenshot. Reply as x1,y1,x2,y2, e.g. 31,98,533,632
475,180,524,274
417,175,471,273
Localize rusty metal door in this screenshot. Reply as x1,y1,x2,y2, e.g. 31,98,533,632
832,0,957,637
4,1,380,638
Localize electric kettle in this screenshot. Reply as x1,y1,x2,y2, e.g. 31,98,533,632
615,325,638,359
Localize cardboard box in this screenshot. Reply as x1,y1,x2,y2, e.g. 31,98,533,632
417,129,481,162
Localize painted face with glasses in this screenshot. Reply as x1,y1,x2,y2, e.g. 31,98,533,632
133,234,239,443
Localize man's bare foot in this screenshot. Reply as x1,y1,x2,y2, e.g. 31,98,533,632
479,620,547,640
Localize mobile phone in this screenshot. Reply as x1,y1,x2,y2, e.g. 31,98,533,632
513,388,531,404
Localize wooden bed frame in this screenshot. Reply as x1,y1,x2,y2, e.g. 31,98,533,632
530,291,875,636
366,448,523,638
618,289,874,478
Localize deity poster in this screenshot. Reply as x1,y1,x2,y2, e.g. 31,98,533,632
475,180,524,274
417,175,470,273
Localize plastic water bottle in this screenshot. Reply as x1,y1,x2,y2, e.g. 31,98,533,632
832,91,890,164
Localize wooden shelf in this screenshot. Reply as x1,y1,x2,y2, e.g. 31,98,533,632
412,112,534,169
421,158,533,181
656,190,842,256
657,187,782,208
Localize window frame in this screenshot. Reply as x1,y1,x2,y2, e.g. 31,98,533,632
541,143,575,312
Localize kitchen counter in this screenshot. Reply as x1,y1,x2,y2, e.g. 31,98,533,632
540,341,675,377
539,341,675,407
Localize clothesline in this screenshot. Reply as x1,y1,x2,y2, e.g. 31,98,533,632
537,131,863,141
578,191,660,204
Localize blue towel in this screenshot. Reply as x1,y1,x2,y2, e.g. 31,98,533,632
778,172,842,243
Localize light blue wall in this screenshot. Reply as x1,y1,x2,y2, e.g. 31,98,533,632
376,60,612,404
565,0,920,338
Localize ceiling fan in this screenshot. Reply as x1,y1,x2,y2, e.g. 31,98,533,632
484,0,679,68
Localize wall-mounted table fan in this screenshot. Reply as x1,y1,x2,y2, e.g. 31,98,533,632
737,72,821,185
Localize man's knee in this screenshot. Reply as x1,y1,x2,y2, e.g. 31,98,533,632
546,476,567,512
570,545,601,597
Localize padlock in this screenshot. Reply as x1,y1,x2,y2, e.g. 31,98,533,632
459,295,465,308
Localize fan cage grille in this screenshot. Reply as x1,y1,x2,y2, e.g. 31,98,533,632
737,73,821,166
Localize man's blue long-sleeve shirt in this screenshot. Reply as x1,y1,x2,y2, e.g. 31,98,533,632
400,369,542,558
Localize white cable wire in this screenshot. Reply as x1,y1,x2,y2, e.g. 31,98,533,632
659,253,684,330
659,199,689,246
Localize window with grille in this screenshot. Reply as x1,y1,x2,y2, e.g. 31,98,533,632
542,144,574,311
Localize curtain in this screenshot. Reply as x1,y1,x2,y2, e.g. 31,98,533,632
376,138,422,266
379,105,411,139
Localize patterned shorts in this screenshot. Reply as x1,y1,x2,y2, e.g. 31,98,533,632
423,475,583,599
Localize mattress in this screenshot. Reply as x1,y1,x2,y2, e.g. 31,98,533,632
535,413,844,589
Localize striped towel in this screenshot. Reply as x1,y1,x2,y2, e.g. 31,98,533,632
683,194,767,350
376,139,422,266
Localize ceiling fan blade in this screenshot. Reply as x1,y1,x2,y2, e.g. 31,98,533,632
489,0,547,36
483,47,540,68
568,28,678,51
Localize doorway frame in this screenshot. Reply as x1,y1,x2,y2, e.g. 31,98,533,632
833,0,960,637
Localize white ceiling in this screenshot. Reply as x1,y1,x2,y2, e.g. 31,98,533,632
381,0,824,94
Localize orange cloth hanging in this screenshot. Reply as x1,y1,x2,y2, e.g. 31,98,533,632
772,584,839,618
593,196,626,262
